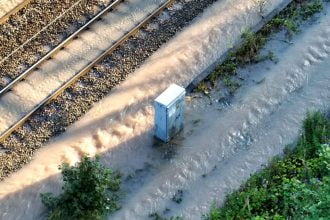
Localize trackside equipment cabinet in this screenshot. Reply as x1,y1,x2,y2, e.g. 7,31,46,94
154,84,186,142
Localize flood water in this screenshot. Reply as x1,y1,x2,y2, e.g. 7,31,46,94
112,7,330,218
0,0,329,219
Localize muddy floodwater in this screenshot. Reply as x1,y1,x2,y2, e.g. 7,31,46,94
0,0,330,219
113,7,330,219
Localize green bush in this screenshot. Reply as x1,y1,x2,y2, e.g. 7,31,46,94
41,156,121,220
204,112,330,220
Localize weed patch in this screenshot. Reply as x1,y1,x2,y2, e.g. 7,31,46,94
204,112,330,219
41,156,121,220
196,0,325,93
172,189,184,204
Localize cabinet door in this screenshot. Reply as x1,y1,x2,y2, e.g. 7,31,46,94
167,96,184,140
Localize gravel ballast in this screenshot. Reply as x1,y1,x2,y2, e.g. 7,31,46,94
0,0,110,88
0,0,218,179
0,0,29,22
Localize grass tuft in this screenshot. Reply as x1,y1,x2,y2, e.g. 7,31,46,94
196,0,325,93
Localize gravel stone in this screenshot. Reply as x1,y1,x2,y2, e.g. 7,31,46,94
0,0,110,88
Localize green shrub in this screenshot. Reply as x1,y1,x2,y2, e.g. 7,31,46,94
204,112,330,219
300,0,323,20
41,156,121,220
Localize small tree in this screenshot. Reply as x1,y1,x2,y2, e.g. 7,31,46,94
41,156,121,220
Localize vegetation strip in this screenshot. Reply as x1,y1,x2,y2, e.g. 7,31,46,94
196,0,325,95
200,0,329,219
205,112,330,219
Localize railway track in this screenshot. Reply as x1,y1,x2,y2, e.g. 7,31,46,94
0,0,175,141
0,0,110,87
0,0,124,96
0,0,217,180
0,0,32,24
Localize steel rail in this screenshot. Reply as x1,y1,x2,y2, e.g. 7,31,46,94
0,0,124,97
0,0,175,141
0,0,87,66
0,0,32,24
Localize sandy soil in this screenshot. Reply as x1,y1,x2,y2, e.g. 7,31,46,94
1,0,329,219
